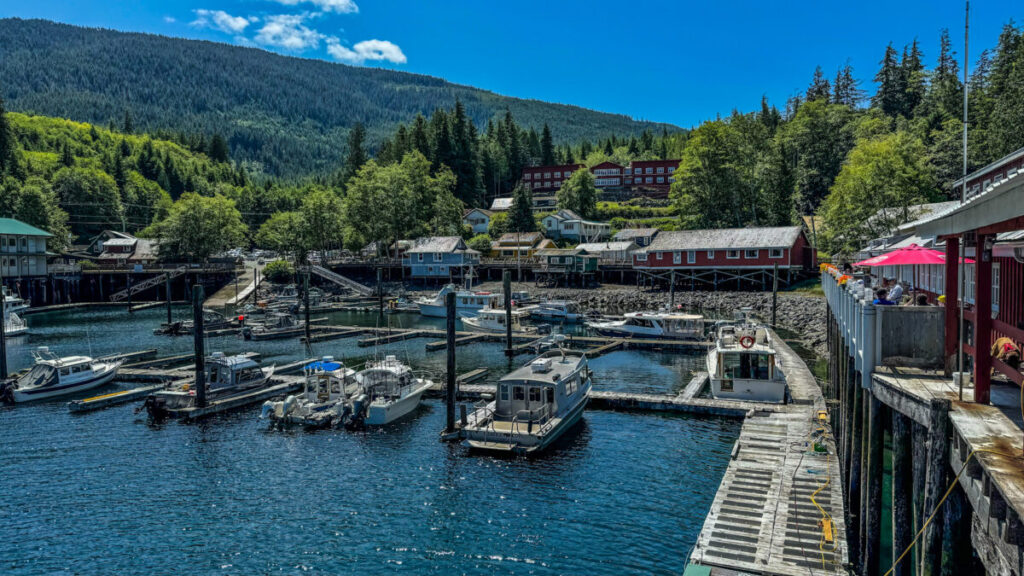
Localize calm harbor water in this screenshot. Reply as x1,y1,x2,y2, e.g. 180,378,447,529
1,307,741,575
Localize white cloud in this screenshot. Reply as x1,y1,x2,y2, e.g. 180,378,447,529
327,38,406,65
255,14,326,51
191,9,255,34
272,0,359,14
163,16,176,23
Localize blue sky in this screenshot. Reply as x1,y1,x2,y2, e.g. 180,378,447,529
3,1,1020,127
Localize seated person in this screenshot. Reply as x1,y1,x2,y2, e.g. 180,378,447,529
915,294,929,306
887,280,903,303
873,289,895,306
991,337,1022,372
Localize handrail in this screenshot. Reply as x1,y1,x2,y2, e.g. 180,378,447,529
109,266,187,302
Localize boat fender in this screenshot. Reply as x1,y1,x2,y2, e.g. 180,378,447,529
259,401,274,420
740,335,755,349
0,381,14,404
281,395,297,416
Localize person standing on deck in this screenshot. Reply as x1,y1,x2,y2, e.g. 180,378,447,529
886,278,903,304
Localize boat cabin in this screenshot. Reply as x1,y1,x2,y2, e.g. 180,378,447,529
711,326,778,389
206,353,265,390
494,352,587,423
625,312,703,334
356,356,416,397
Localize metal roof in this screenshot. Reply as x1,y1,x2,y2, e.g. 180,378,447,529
641,226,803,252
910,170,1024,237
495,232,543,245
489,197,513,211
0,218,52,237
405,236,479,255
613,228,658,240
951,145,1024,188
575,241,638,252
536,248,594,257
102,238,138,247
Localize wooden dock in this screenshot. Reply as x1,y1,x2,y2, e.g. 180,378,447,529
425,333,487,351
174,376,305,421
688,333,848,576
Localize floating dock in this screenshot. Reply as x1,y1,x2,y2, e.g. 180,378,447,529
688,333,848,576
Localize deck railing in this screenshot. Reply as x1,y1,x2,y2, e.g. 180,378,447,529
823,271,946,389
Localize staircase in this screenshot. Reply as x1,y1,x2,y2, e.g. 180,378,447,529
110,266,187,302
309,265,374,296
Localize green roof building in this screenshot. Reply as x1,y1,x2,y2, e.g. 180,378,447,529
1,217,53,279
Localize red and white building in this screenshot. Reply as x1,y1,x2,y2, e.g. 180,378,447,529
521,164,585,193
624,159,678,196
590,161,625,188
632,226,814,287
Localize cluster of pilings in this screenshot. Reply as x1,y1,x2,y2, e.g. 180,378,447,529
826,306,983,576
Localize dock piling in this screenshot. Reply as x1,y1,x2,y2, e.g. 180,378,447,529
0,268,7,379
377,267,384,324
445,291,457,434
920,398,951,576
772,262,778,327
864,394,884,575
165,274,172,324
891,410,913,576
192,285,207,409
303,268,311,347
503,270,513,357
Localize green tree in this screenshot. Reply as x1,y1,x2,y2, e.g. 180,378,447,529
669,120,743,228
819,131,939,255
0,95,19,177
467,234,492,254
873,43,905,117
208,134,230,163
299,188,346,257
557,167,598,219
122,109,134,134
10,178,71,250
255,211,305,256
832,63,865,107
806,66,832,101
985,24,1024,159
776,99,856,214
150,193,247,260
51,166,123,236
487,212,510,237
339,122,367,189
901,39,926,117
508,182,536,232
540,123,555,166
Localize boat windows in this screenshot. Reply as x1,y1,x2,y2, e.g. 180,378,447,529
529,387,541,403
513,386,525,400
60,367,71,377
546,388,555,404
500,385,509,401
721,352,771,380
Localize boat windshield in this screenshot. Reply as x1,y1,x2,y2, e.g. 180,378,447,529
19,364,56,388
720,352,772,380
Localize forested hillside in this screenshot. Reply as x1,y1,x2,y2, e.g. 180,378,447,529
668,24,1024,257
0,18,679,178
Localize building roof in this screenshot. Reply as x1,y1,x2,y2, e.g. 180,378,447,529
870,201,959,235
490,197,513,211
544,209,582,222
463,208,493,218
613,228,659,240
575,241,639,253
102,238,138,247
629,159,680,166
406,236,478,255
0,218,52,237
536,248,593,257
952,145,1024,188
523,163,584,172
133,238,160,260
910,170,1024,237
590,161,623,170
495,232,543,246
641,226,804,252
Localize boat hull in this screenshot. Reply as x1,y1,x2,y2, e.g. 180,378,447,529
11,366,119,402
709,377,786,403
364,381,430,425
464,387,591,454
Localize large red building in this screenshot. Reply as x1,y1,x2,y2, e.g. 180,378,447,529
953,147,1024,199
624,159,679,196
632,226,814,287
521,164,585,193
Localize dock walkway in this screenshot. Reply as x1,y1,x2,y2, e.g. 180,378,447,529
689,334,848,576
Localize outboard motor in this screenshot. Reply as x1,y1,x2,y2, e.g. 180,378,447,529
143,394,168,420
0,381,15,404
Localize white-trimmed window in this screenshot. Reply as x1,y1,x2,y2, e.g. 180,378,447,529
657,167,665,174
656,252,664,260
434,253,443,262
668,166,675,173
964,263,976,304
524,173,532,180
744,249,759,259
727,250,740,259
687,251,696,264
565,170,572,177
645,167,653,174
769,248,783,258
554,171,561,178
657,177,665,183
417,253,424,262
636,252,648,262
544,172,551,178
707,250,715,259
645,177,653,183
673,252,682,264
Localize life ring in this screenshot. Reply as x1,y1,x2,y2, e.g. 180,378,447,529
740,335,755,349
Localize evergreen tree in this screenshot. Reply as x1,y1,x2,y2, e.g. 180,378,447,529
930,28,963,119
526,127,541,165
0,95,16,176
901,39,927,117
122,109,134,134
339,122,368,188
603,139,613,155
873,43,905,117
984,24,1024,159
806,66,832,101
60,141,75,167
832,63,865,107
540,123,555,166
450,101,481,206
411,114,431,158
640,129,654,153
430,108,454,171
557,168,598,219
507,182,536,232
208,133,230,163
627,137,640,156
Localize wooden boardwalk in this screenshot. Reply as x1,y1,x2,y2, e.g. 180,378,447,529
689,334,848,576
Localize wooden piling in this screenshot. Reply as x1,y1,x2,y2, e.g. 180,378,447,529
864,394,884,576
911,420,928,571
503,270,513,357
303,268,311,345
192,285,206,408
772,262,778,328
445,291,456,434
847,371,863,570
165,274,173,325
920,398,951,576
0,268,7,380
891,410,913,576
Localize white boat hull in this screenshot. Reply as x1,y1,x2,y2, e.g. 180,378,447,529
709,377,786,403
364,380,431,425
11,364,120,402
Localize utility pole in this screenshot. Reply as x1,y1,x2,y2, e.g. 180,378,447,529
303,267,311,344
957,1,970,400
192,285,206,409
772,263,779,328
377,267,384,326
444,291,457,434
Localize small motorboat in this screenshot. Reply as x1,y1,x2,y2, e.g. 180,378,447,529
462,339,592,454
587,311,704,340
415,284,501,318
2,286,29,314
242,312,312,340
530,300,584,323
154,309,236,335
707,311,787,403
0,347,122,403
144,352,276,419
460,308,538,334
261,356,358,428
352,355,433,426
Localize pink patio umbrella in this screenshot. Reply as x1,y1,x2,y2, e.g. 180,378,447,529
854,244,975,298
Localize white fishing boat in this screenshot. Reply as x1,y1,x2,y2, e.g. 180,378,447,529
144,353,276,418
2,286,29,314
154,309,235,335
462,343,591,454
353,355,432,426
4,311,28,337
530,300,584,323
415,284,501,317
586,311,704,340
261,357,358,428
706,312,786,403
0,347,122,403
460,308,536,334
242,313,309,340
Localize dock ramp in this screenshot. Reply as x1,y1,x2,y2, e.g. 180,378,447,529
310,265,374,296
110,266,187,302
